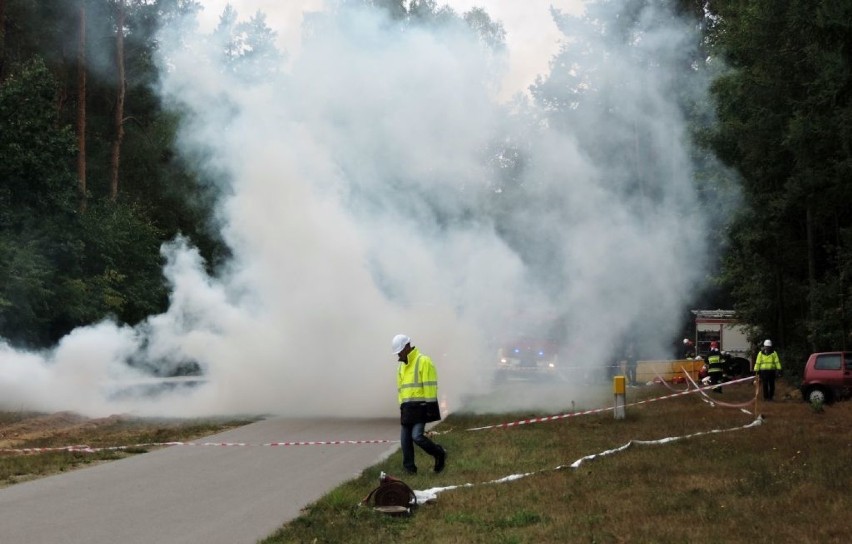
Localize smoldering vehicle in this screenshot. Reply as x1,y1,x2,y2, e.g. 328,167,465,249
103,355,207,400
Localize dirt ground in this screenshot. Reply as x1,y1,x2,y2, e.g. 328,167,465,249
0,412,131,449
0,410,256,488
0,410,255,455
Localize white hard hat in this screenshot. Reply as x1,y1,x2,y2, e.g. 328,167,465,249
392,334,411,354
763,339,772,347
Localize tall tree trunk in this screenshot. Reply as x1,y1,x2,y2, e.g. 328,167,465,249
836,214,848,352
774,234,786,350
77,0,88,213
0,0,6,82
109,0,126,202
806,199,817,352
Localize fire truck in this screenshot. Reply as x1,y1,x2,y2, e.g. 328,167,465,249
690,309,751,376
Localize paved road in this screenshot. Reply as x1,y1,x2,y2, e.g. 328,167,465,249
0,417,399,544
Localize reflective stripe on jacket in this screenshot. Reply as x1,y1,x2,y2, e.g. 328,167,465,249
754,350,781,371
398,347,438,405
707,352,724,374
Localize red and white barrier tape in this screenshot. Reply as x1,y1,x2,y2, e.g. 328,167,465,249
0,444,100,454
651,368,756,415
0,438,398,455
465,404,616,431
679,367,757,413
466,375,756,431
631,374,754,402
2,376,759,455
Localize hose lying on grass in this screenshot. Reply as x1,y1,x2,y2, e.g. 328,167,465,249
413,416,764,504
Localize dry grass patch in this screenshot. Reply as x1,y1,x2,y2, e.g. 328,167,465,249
0,410,258,488
264,379,852,544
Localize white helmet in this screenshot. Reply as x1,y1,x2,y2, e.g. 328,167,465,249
763,339,772,347
392,334,411,354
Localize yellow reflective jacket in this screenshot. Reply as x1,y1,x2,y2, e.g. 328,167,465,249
707,352,724,374
754,350,781,371
397,347,439,405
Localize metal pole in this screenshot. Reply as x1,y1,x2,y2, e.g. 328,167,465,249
613,375,626,419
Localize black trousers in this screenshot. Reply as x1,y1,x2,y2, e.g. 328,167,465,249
400,422,442,473
758,369,776,400
625,363,637,385
709,372,724,391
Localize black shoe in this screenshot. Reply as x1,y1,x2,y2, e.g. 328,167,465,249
404,467,417,475
434,446,446,473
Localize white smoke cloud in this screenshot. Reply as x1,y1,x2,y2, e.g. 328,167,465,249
0,1,714,418
196,0,585,98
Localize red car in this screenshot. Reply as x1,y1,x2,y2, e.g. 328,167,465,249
800,351,852,404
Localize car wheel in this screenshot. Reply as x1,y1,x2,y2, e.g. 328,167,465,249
806,388,827,404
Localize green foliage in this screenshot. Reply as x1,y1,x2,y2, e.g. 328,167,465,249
211,4,282,83
707,0,852,358
0,0,224,347
64,200,168,326
0,234,55,342
0,53,171,346
0,57,76,345
0,58,76,215
1,0,848,374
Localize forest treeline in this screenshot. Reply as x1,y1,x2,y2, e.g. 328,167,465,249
0,0,849,376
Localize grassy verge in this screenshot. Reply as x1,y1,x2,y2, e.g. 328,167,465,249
263,380,851,544
0,411,258,488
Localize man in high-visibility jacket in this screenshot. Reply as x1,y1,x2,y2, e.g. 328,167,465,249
707,341,725,392
754,339,782,401
392,334,447,474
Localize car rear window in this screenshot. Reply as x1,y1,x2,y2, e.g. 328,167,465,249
814,353,842,370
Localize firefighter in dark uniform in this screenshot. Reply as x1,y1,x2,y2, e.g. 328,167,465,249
707,341,725,392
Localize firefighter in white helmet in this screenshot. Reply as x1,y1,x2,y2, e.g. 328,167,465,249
391,334,447,474
682,338,696,359
754,339,782,401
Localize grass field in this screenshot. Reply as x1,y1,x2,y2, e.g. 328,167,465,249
262,379,851,544
1,378,849,543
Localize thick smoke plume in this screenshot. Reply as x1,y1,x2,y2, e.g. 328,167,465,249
0,1,713,417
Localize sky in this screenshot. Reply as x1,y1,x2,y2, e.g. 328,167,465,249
0,0,717,420
196,0,587,98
